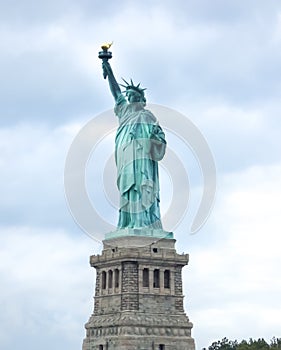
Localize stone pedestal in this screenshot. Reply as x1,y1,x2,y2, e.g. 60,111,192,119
82,235,195,350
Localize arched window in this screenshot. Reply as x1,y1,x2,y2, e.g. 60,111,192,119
101,271,106,290
153,269,160,288
164,270,170,289
143,268,149,287
108,270,113,289
114,269,120,288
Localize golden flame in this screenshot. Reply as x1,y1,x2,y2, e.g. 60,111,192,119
101,42,113,50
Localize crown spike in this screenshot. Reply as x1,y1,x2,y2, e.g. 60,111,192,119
121,77,130,86
119,77,147,98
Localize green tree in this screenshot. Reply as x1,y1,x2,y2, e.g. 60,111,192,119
270,337,281,350
205,337,281,350
208,337,238,350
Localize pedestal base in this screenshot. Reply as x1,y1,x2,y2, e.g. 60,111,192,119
82,236,195,350
83,310,194,350
104,228,174,240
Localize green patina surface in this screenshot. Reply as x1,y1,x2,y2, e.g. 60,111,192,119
100,48,172,239
104,228,174,240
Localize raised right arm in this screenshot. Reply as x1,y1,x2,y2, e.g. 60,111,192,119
102,60,122,102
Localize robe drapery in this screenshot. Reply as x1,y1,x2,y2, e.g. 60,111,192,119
114,95,166,229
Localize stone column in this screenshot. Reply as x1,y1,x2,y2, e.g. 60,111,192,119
121,261,139,310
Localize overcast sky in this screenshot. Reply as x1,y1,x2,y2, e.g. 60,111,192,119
1,1,281,350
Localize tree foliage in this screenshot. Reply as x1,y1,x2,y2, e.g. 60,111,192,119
203,337,281,350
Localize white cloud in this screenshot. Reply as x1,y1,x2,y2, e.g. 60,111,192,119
0,124,70,225
184,164,281,348
0,226,99,350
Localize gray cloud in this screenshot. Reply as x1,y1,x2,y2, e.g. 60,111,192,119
0,227,99,350
0,0,125,26
1,0,281,127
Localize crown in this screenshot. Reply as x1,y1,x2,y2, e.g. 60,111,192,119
120,78,147,97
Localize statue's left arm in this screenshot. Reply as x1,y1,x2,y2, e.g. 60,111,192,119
150,123,166,161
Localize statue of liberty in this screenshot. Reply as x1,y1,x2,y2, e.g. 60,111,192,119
99,44,166,230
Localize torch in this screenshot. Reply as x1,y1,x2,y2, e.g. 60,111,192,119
98,42,113,79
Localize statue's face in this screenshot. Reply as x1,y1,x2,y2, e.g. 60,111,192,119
127,89,142,103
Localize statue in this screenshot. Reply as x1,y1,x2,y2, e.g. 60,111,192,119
99,44,166,230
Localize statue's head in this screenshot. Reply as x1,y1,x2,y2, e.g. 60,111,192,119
120,78,146,105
